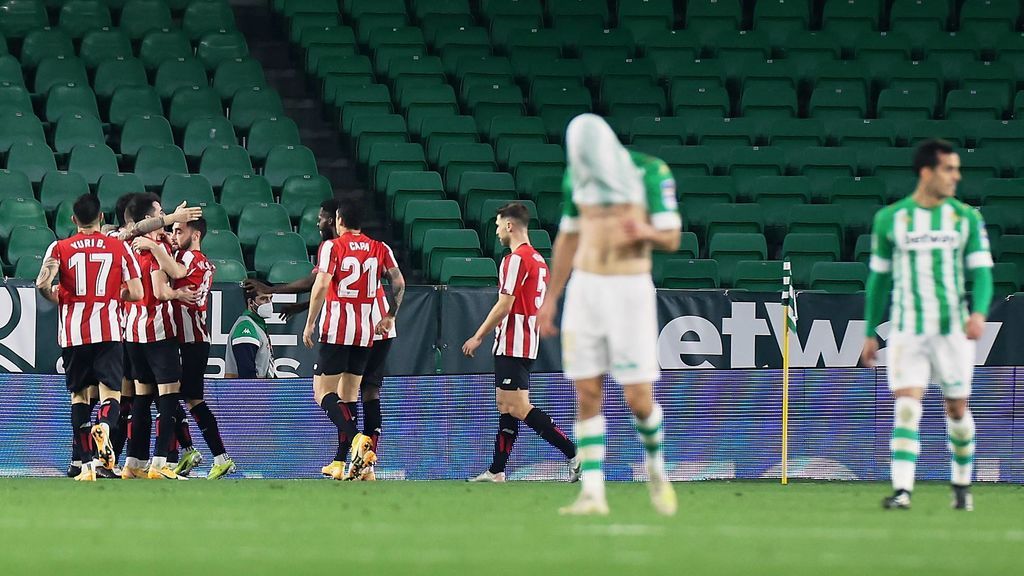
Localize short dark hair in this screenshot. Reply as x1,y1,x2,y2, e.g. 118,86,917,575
115,193,139,226
183,216,207,240
127,192,160,225
336,201,363,230
320,198,338,214
496,202,530,227
73,193,101,226
913,139,956,176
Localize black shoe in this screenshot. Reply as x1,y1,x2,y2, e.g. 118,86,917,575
951,485,974,511
95,466,118,479
882,489,912,510
66,463,81,478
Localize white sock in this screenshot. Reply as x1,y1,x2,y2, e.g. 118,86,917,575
71,460,83,467
151,456,167,469
891,397,922,492
947,410,976,487
214,454,230,466
575,415,606,500
634,402,666,481
124,457,141,469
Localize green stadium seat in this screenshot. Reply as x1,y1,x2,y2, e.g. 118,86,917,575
182,116,237,160
547,0,608,39
387,171,445,220
457,171,515,225
400,85,460,138
765,118,827,150
981,179,1024,212
809,262,868,293
120,0,172,40
467,84,525,134
213,58,268,101
792,147,858,200
0,112,44,151
133,144,187,189
996,235,1024,287
388,55,446,97
505,28,561,74
296,22,351,49
661,258,720,289
198,31,250,70
368,26,427,73
923,30,981,80
351,114,409,165
740,58,801,93
708,29,771,69
605,84,667,132
22,28,75,70
733,260,786,292
230,87,285,132
280,174,331,221
237,202,291,250
629,116,688,151
945,89,1006,123
786,204,845,244
853,233,871,265
199,144,254,189
809,87,867,120
989,263,1021,301
671,86,729,124
169,86,223,131
263,144,317,189
867,146,915,184
403,198,462,251
484,0,543,47
651,231,700,285
491,226,548,262
526,58,587,98
247,117,300,164
5,224,55,268
754,0,810,45
13,254,43,278
205,230,245,269
108,86,162,127
254,231,307,277
314,51,369,92
959,0,1016,48
531,85,593,142
423,228,481,281
39,171,87,217
154,58,207,101
351,0,409,45
959,148,1004,198
996,32,1024,78
8,142,55,184
332,83,392,130
161,173,215,208
619,0,673,41
906,120,966,147
35,56,88,95
266,259,313,284
0,82,31,114
79,28,132,69
660,146,714,179
0,197,47,246
828,177,886,212
740,85,797,119
750,175,810,230
885,60,943,109
704,203,765,246
437,142,496,196
0,170,33,203
686,0,742,44
45,83,98,123
97,172,144,216
0,0,48,40
509,143,563,196
297,205,322,248
641,30,699,76
93,57,147,102
821,0,880,44
439,257,498,286
184,0,237,40
980,205,1023,248
782,232,841,288
435,26,491,76
960,62,1016,108
422,115,479,165
889,0,949,46
810,60,869,94
120,115,173,159
829,119,898,150
139,29,192,70
726,146,786,196
776,31,839,78
53,114,104,155
369,142,427,193
600,57,658,97
853,31,912,73
220,174,273,221
488,116,546,167
876,88,934,121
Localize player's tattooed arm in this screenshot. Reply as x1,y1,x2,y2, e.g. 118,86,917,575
35,257,60,303
375,267,406,336
118,202,202,241
132,236,188,279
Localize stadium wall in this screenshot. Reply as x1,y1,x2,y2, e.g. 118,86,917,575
1,369,1021,482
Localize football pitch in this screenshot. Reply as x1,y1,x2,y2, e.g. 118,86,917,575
0,479,1020,575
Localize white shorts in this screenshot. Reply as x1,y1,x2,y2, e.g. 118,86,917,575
560,270,660,385
886,331,975,399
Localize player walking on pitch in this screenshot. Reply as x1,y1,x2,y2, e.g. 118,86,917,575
463,202,579,482
537,114,680,516
36,194,144,481
861,139,993,511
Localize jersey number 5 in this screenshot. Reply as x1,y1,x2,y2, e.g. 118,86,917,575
337,256,379,298
535,267,548,308
68,252,112,297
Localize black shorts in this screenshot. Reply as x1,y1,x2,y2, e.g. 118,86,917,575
179,341,211,399
122,344,135,383
63,342,123,394
125,340,181,385
362,338,393,388
315,344,372,377
495,355,533,391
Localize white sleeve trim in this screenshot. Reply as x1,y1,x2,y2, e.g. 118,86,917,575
966,251,994,269
558,216,580,233
651,212,682,231
869,255,892,273
232,337,261,347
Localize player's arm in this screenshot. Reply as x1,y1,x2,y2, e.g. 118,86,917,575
862,210,895,366
965,209,995,339
244,273,316,296
303,272,330,348
383,265,406,316
35,242,60,303
117,202,202,241
629,159,682,251
462,293,515,357
132,237,187,279
538,172,581,337
121,278,144,301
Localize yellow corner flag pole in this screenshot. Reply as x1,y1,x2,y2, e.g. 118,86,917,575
781,260,793,485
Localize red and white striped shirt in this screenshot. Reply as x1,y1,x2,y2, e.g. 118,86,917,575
45,232,142,347
493,244,548,359
123,239,177,343
316,233,397,347
173,249,215,343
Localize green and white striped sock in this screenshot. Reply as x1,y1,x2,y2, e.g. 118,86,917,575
947,410,975,487
635,402,665,481
575,415,606,498
890,397,922,492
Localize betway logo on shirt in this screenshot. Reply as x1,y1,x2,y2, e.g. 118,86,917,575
899,230,961,250
349,241,370,251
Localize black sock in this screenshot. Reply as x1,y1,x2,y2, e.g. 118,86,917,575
320,393,358,459
97,398,120,429
345,401,359,433
72,403,92,463
190,402,226,457
488,413,519,474
128,395,154,461
71,430,80,464
524,407,576,459
362,399,382,451
113,395,133,460
155,394,177,459
174,402,193,450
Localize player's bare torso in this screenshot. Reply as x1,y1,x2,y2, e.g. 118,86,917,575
574,204,652,276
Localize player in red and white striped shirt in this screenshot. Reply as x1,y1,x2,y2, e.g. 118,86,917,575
462,203,578,482
36,194,144,481
304,202,404,480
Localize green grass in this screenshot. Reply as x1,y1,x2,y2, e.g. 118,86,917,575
0,479,1021,575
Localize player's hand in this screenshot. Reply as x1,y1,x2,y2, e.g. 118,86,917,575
132,236,156,252
168,201,203,224
537,301,558,338
462,335,482,357
375,315,395,336
175,288,198,305
302,324,315,348
860,337,879,368
622,217,655,244
242,279,272,296
965,312,986,340
280,302,308,321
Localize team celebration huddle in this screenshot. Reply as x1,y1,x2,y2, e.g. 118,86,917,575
35,114,991,515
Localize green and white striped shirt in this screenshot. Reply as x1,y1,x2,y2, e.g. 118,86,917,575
870,197,993,335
